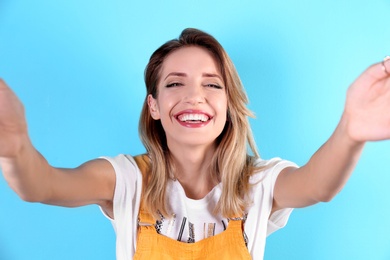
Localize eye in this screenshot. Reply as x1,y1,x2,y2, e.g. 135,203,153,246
166,82,183,88
205,84,223,89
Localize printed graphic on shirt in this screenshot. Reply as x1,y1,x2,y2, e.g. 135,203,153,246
221,219,227,230
188,222,195,243
155,211,165,234
166,214,176,236
204,223,216,238
153,212,248,245
177,216,186,241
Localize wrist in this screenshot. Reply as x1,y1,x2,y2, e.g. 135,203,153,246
335,113,366,150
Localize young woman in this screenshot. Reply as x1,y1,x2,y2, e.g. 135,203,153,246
1,28,389,259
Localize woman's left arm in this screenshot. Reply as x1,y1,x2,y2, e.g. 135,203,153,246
273,58,390,211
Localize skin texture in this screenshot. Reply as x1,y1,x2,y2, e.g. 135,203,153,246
0,48,390,219
273,60,390,210
147,47,227,199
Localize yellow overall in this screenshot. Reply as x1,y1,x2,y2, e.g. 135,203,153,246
133,155,252,260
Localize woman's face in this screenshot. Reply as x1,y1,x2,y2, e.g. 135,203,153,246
148,46,228,150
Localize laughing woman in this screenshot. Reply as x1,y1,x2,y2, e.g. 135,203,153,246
1,29,390,259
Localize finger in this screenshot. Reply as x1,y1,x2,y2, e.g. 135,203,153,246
355,57,390,85
381,56,390,76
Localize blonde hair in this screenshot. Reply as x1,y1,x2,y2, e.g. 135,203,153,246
139,28,261,218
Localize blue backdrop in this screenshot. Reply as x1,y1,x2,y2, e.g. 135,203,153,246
1,1,389,259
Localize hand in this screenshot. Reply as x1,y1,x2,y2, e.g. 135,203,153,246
0,79,28,158
343,58,390,142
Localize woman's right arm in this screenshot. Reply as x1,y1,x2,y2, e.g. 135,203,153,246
0,79,116,216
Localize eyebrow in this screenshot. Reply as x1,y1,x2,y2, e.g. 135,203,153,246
164,72,187,80
202,73,223,81
164,72,223,81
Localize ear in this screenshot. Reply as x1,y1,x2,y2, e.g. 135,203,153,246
147,94,160,120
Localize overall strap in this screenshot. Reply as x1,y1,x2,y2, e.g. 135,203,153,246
133,154,150,180
134,154,155,225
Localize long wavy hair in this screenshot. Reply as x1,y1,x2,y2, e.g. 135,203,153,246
139,28,261,218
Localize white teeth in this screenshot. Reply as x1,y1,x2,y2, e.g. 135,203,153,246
178,113,209,122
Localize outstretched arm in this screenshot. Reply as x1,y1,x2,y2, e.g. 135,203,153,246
273,58,390,210
0,79,115,215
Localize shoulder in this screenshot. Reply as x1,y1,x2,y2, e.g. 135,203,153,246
100,154,141,173
249,157,298,184
99,154,145,188
99,154,144,219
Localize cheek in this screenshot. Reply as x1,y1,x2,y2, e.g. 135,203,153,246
157,91,181,115
157,99,170,115
155,97,175,122
216,97,228,120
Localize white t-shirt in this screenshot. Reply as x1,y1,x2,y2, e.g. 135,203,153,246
100,154,297,260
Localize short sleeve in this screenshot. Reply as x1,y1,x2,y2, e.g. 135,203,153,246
246,158,298,258
266,159,297,236
98,154,143,260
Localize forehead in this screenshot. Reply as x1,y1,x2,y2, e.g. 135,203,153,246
160,46,221,77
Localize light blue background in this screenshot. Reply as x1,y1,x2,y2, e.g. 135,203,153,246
1,1,390,259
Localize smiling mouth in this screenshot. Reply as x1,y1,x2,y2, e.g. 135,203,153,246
176,113,211,123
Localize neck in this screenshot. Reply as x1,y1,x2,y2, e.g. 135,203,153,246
168,143,218,199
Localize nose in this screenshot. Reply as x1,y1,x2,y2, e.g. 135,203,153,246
183,84,205,105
